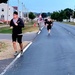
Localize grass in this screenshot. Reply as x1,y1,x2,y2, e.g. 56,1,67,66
23,26,38,33
63,22,75,25
0,42,7,52
0,25,39,34
0,21,39,33
0,24,5,26
25,22,35,25
0,27,12,33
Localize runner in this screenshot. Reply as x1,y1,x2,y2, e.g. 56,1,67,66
10,11,24,56
44,18,48,26
46,18,53,35
37,15,42,31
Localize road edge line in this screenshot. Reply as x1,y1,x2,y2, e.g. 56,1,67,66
38,26,44,34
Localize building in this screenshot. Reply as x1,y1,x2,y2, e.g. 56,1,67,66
0,3,18,22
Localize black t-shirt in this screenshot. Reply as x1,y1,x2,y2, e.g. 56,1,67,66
10,18,24,35
44,19,48,25
47,21,52,26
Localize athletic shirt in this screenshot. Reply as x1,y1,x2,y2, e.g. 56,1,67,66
13,18,18,24
47,21,52,26
10,18,24,35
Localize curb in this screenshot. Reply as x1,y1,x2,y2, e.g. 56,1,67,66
0,26,44,75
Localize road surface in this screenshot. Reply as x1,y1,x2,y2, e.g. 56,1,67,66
3,22,75,75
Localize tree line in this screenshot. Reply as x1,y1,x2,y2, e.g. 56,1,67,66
0,0,8,3
51,8,75,21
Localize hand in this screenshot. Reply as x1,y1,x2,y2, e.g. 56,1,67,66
10,26,13,29
51,24,52,26
15,23,18,26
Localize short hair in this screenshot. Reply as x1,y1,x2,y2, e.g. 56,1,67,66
13,11,18,15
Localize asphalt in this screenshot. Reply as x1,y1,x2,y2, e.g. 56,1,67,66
0,59,14,73
2,22,75,75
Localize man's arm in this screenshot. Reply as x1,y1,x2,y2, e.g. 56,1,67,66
18,18,24,28
10,19,13,29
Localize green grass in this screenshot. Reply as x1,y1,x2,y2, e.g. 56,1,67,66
23,26,38,33
0,26,38,34
25,22,34,25
0,21,39,34
0,42,7,52
0,27,12,33
0,24,5,26
63,22,75,25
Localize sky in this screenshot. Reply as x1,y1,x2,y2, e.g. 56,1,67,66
9,0,75,13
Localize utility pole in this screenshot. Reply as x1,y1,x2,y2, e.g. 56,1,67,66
24,5,26,18
24,5,26,17
22,2,23,19
7,0,9,25
18,0,19,17
74,5,75,17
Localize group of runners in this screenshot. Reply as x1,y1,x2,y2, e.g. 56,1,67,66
37,16,53,35
10,11,53,56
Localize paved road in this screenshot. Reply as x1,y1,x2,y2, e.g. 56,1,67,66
3,22,75,75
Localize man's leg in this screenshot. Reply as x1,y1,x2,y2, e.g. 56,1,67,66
19,43,23,51
13,42,17,52
48,29,51,33
12,34,18,55
39,23,41,31
18,35,23,54
48,29,51,36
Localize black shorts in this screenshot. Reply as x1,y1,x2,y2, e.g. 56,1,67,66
12,34,23,43
47,25,52,30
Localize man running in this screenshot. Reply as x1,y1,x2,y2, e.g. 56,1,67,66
46,18,53,35
44,18,48,26
10,11,24,56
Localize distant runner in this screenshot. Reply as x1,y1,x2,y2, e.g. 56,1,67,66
10,11,24,56
46,18,53,35
37,15,42,31
44,19,48,26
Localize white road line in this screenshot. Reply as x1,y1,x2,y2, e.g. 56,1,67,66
41,27,44,30
38,31,41,34
0,42,32,75
38,26,44,34
23,42,32,52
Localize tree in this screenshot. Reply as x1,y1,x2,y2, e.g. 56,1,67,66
58,10,67,21
47,12,51,16
29,12,36,20
51,11,60,21
73,11,75,18
41,13,47,18
64,8,73,19
0,0,8,3
51,8,73,21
